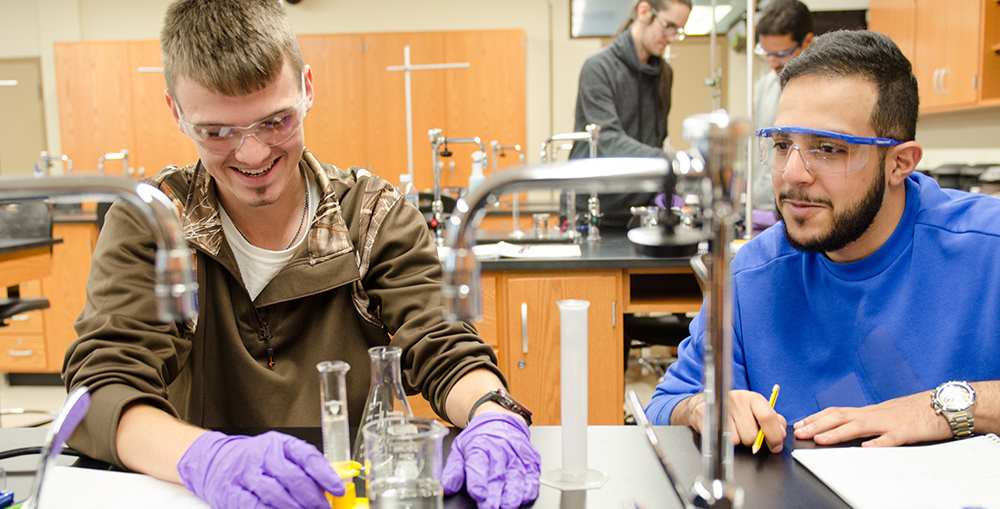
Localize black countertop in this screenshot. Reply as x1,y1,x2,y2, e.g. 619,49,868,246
476,231,698,271
0,237,62,255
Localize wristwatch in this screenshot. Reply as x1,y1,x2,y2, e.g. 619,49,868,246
468,388,533,426
931,381,976,439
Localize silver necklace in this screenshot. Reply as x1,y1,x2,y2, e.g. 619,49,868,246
232,184,309,250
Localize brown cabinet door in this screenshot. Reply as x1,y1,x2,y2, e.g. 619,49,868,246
129,40,200,176
55,41,136,174
504,272,622,425
915,0,981,111
867,0,917,64
442,30,526,189
299,34,369,170
363,32,447,189
41,222,99,373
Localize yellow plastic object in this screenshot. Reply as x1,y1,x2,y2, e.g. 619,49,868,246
327,461,368,509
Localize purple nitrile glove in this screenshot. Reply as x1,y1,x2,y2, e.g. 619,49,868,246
177,430,345,509
441,412,541,509
653,194,685,209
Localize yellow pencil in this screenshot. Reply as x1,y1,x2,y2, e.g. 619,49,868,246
752,384,780,455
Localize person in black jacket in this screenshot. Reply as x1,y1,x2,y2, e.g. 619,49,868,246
569,0,691,230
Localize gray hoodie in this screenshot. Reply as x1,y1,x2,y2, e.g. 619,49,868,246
569,30,672,230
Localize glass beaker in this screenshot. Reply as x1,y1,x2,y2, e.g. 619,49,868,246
362,417,446,509
353,346,414,473
317,360,352,468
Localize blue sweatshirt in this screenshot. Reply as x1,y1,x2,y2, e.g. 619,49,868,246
647,173,1000,424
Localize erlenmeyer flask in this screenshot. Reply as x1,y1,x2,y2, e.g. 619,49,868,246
352,345,414,474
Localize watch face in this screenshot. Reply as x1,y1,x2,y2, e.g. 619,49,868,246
937,383,974,412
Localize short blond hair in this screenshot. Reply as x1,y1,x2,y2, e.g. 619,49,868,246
161,0,304,97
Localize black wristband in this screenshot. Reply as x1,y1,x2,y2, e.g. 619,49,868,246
467,388,533,426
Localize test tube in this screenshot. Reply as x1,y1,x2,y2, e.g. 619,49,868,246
317,360,352,468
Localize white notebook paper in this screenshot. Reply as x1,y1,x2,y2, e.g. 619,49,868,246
792,433,1000,509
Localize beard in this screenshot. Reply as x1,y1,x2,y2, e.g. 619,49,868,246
774,157,887,254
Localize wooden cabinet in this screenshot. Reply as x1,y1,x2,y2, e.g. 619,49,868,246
54,41,198,175
914,0,980,110
40,222,99,373
981,0,1000,106
0,280,48,372
55,30,526,191
869,0,995,113
0,223,99,374
501,270,622,425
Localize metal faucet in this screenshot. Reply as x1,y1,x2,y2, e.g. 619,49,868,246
98,150,140,179
443,111,749,509
428,130,488,245
39,152,73,175
0,175,199,323
489,141,526,238
540,124,600,242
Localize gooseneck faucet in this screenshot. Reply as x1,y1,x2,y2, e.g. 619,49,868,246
428,130,488,245
98,150,137,179
489,141,526,238
443,111,748,509
539,125,600,242
0,175,199,323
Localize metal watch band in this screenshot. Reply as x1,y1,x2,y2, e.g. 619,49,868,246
467,389,533,426
950,411,974,438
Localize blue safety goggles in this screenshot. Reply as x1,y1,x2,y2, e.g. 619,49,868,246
757,126,904,175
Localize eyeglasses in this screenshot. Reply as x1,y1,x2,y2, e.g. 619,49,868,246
757,126,903,175
651,8,686,41
175,73,307,155
754,40,802,60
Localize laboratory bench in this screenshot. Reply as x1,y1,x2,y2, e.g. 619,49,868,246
421,231,704,427
0,425,849,508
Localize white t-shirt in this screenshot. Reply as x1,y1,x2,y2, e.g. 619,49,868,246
219,176,320,301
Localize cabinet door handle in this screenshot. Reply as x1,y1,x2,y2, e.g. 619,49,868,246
8,350,34,357
939,67,949,94
520,303,529,354
932,68,941,95
11,314,31,322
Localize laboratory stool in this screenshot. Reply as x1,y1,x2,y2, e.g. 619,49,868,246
624,313,692,380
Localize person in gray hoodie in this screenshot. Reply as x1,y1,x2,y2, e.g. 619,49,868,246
569,0,691,230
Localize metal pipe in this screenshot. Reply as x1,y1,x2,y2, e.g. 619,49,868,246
745,0,756,240
0,175,199,323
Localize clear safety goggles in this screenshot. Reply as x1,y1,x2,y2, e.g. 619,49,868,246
757,126,903,175
175,73,307,155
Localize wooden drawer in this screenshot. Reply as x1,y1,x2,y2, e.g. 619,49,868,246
1,280,46,335
0,333,48,372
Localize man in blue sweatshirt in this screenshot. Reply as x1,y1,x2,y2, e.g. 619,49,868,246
646,30,1000,454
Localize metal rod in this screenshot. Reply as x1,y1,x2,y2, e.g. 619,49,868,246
745,0,756,240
